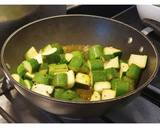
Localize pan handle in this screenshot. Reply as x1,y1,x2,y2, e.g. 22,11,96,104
142,18,160,37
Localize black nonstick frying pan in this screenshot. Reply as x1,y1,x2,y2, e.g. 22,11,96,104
0,15,159,118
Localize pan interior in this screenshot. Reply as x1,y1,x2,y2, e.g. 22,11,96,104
2,15,158,91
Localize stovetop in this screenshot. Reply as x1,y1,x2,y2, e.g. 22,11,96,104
1,5,160,123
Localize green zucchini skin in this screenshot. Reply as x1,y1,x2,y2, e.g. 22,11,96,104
88,45,103,60
72,51,83,58
105,68,119,81
111,78,129,96
126,64,141,81
17,63,26,77
122,76,135,91
39,63,48,75
88,59,104,70
51,43,64,54
43,52,61,64
79,62,90,74
91,70,106,85
68,56,83,72
59,54,68,64
33,73,50,85
51,73,67,88
28,58,40,72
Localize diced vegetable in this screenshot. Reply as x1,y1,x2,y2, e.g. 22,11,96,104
76,73,90,86
52,43,64,54
33,73,50,85
102,89,116,100
79,62,90,74
126,64,141,80
103,47,122,57
17,63,26,77
49,64,68,75
120,62,129,78
65,53,73,62
31,84,54,96
22,61,32,73
128,54,148,68
88,59,104,70
33,54,43,64
68,56,83,72
51,73,67,87
94,81,111,92
88,45,103,59
66,70,75,88
25,46,38,60
111,78,129,96
122,76,135,91
41,45,61,64
72,51,83,58
28,58,39,72
90,91,101,101
105,68,119,81
39,63,48,75
24,79,33,89
76,89,93,100
104,57,119,69
90,70,106,85
54,88,66,99
24,72,35,80
11,74,24,84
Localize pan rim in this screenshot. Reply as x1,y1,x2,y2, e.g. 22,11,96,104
1,14,159,105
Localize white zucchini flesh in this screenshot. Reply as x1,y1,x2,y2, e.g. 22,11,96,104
33,54,43,64
94,81,111,92
65,53,73,62
102,89,116,100
25,46,38,60
120,62,129,78
42,47,57,56
103,47,121,55
23,61,32,73
31,84,54,96
66,70,75,88
90,91,101,101
76,73,90,86
11,74,20,82
104,56,119,69
128,54,148,68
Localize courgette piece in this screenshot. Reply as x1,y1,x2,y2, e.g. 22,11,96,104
105,68,119,81
122,76,135,91
49,64,68,75
72,51,83,58
126,64,141,81
59,54,68,64
60,90,79,101
31,84,54,96
103,47,122,57
33,53,43,64
120,62,129,78
88,45,103,60
88,59,104,70
41,45,60,64
39,63,48,75
54,88,66,99
52,43,64,54
68,56,83,72
17,63,26,77
11,74,24,84
24,72,35,80
64,53,73,62
66,70,75,88
25,46,38,60
76,73,90,86
28,58,39,72
22,61,32,73
94,81,111,92
51,73,67,88
90,91,101,101
79,62,90,74
128,54,148,68
90,70,106,85
24,79,33,89
111,78,129,96
76,89,93,100
33,73,50,85
102,89,116,100
104,56,119,69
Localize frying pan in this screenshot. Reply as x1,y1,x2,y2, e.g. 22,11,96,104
0,15,159,118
